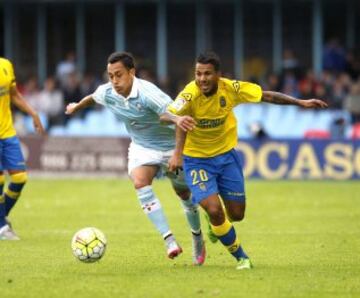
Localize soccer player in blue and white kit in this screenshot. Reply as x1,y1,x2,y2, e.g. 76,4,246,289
66,52,205,265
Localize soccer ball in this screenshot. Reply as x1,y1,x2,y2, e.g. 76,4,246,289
71,227,107,263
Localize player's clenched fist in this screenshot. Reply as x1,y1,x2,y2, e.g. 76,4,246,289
65,103,79,115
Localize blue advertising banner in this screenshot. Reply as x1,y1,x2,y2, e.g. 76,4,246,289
236,140,360,180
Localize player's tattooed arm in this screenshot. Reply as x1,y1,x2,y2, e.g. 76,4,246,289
262,91,328,109
65,95,96,115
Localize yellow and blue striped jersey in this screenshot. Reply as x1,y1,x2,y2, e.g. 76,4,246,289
0,58,17,139
168,78,262,157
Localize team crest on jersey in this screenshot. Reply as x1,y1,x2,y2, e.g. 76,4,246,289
232,81,240,93
136,103,143,111
181,93,192,101
219,96,226,107
172,98,187,111
199,183,207,191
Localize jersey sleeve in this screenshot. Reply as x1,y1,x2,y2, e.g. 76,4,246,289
167,82,197,116
143,84,173,115
232,80,262,104
92,84,108,105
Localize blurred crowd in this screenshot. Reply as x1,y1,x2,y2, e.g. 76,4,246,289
13,39,360,137
259,40,360,126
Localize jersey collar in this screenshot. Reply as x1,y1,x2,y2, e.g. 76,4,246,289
126,76,139,100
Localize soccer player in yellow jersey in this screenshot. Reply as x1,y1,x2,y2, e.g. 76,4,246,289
0,57,45,240
162,51,327,269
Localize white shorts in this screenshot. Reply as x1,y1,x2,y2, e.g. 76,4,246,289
128,142,188,190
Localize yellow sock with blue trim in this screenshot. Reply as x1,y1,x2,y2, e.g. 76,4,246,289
4,172,27,216
211,217,248,260
0,174,6,227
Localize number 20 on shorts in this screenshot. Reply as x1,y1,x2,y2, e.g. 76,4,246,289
190,169,209,185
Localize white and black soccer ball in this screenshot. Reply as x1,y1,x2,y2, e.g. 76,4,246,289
71,227,107,263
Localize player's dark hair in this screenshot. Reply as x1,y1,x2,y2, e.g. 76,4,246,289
107,52,135,70
196,51,221,71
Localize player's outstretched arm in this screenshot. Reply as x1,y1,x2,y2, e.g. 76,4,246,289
65,95,96,115
10,85,45,135
168,126,187,172
262,91,328,109
160,111,196,132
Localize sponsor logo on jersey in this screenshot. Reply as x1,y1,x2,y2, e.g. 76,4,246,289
197,117,226,129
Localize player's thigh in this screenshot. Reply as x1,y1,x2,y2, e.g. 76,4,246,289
129,165,159,189
1,136,26,171
217,150,246,220
182,155,219,205
127,142,163,176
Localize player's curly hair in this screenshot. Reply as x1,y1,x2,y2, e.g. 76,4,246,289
107,52,135,70
196,51,221,71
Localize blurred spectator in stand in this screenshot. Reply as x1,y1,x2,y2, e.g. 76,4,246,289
281,71,300,98
345,79,360,124
80,73,98,98
298,70,318,99
38,77,64,128
264,73,281,92
62,72,82,122
80,72,101,114
137,67,156,84
56,51,77,88
323,38,346,72
320,70,335,96
282,49,300,77
329,77,348,109
23,77,41,111
345,49,360,80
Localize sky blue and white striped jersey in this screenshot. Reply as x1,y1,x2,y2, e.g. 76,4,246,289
92,77,175,151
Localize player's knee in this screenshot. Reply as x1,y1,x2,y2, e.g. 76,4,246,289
175,189,190,200
206,206,225,224
133,180,151,189
131,175,153,189
228,210,245,222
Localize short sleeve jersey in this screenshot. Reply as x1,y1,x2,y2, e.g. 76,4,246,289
0,58,17,139
92,77,175,151
168,78,262,157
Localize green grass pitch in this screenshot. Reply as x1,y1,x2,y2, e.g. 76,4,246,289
1,179,359,297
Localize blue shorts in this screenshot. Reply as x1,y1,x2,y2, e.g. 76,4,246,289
0,136,26,171
183,149,246,204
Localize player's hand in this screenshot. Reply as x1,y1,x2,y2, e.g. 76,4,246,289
176,116,196,132
65,103,78,115
300,99,328,109
168,153,183,172
32,114,46,135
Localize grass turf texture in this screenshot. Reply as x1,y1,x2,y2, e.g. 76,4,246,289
1,179,359,298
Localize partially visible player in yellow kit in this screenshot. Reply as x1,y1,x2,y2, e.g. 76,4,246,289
161,51,328,269
0,57,45,240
